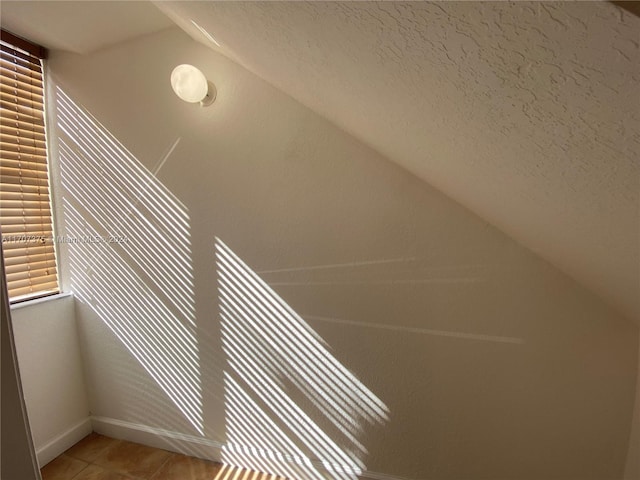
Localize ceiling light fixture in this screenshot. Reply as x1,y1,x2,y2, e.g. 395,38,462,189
170,64,216,107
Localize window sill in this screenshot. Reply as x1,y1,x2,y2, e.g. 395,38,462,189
10,292,73,311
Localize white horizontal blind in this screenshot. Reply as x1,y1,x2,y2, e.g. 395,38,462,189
0,31,58,301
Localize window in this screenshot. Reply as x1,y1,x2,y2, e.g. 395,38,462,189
0,30,58,302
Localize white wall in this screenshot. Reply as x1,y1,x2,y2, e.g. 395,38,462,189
1,255,41,480
46,28,639,480
11,295,91,466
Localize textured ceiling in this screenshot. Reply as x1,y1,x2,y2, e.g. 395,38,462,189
157,1,640,322
0,1,172,54
1,1,638,321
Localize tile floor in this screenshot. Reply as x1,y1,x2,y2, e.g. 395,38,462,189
41,433,287,480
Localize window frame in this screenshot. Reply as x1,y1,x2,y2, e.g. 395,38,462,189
1,29,60,303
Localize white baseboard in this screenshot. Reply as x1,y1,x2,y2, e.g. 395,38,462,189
90,416,225,461
37,417,92,467
90,416,410,480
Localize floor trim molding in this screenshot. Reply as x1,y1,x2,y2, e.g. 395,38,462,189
90,416,410,480
36,417,92,467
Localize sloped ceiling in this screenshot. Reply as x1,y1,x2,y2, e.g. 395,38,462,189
156,1,640,323
1,1,638,322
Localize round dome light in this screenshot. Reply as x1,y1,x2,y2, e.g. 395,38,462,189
170,64,214,105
